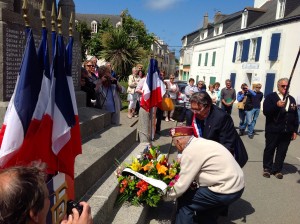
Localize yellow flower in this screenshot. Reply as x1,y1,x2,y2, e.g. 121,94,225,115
156,163,168,175
130,158,142,171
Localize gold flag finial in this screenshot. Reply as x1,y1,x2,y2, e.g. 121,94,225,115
51,1,56,32
57,7,62,34
22,0,30,28
69,12,73,37
40,0,46,28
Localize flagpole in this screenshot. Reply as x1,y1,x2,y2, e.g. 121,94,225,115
149,108,153,144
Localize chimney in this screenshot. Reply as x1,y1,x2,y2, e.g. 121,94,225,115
203,13,208,29
214,11,222,23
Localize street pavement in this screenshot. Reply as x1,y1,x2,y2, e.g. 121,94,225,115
145,107,300,224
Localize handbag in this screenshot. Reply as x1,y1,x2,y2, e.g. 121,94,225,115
159,94,174,111
237,95,247,110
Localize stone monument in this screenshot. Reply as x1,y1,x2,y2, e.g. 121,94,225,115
0,0,82,122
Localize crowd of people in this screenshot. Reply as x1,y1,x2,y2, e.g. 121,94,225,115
1,56,299,223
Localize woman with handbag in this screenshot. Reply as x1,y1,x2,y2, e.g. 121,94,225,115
127,67,140,118
164,74,179,122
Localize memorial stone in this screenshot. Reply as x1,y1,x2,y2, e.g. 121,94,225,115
0,0,82,122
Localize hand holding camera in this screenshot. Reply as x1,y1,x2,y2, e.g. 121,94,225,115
61,200,93,224
242,86,248,93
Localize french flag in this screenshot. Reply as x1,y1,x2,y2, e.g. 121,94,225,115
54,35,81,177
140,59,166,112
0,29,42,167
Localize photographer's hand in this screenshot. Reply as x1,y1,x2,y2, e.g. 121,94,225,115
61,202,93,224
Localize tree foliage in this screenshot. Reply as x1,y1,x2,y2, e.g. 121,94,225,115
120,10,155,52
76,11,155,79
100,28,146,81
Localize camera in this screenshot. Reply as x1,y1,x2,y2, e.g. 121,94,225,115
110,79,117,85
67,200,83,216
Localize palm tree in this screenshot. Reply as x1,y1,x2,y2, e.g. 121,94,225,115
100,28,146,81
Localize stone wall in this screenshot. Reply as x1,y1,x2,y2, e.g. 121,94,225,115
0,0,81,121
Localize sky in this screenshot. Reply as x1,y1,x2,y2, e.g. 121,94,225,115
74,0,254,57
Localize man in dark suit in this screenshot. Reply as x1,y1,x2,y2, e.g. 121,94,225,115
262,78,298,179
190,91,238,153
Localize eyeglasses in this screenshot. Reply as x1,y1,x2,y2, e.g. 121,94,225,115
280,85,288,88
86,64,94,67
170,78,174,80
191,104,207,114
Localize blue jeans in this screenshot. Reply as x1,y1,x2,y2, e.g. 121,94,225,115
176,187,244,224
239,109,257,136
238,109,246,130
248,108,260,135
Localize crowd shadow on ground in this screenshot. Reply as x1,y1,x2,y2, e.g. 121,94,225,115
218,198,255,224
282,162,298,175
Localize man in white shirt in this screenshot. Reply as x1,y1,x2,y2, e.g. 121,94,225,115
165,126,245,224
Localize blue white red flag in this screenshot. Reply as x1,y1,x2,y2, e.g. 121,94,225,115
192,114,203,137
0,29,42,167
53,35,81,176
140,59,166,112
34,34,81,178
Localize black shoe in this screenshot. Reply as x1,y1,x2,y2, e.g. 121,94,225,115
239,129,245,136
273,172,283,179
263,169,271,178
248,135,254,139
155,131,160,135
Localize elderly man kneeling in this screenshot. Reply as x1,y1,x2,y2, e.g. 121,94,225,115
164,126,245,224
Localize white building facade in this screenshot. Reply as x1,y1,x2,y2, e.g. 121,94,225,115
180,0,300,98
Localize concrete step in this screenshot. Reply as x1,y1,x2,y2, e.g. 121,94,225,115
82,142,149,224
75,118,138,200
78,107,111,141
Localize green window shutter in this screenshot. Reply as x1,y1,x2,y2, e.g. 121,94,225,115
212,51,216,66
204,53,208,66
198,54,202,66
210,77,216,85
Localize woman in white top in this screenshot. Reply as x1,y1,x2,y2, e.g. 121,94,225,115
164,74,179,122
207,84,217,105
127,67,140,118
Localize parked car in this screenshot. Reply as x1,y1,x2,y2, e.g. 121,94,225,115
175,81,187,107
163,79,187,107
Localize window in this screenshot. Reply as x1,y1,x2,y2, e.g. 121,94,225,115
198,53,202,66
241,10,248,29
212,51,216,66
91,20,97,33
269,33,281,61
204,53,208,66
276,0,286,19
213,24,223,36
250,38,257,60
250,37,262,61
200,30,208,40
236,41,243,61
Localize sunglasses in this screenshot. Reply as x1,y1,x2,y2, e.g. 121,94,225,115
170,78,174,80
280,85,288,88
86,64,94,67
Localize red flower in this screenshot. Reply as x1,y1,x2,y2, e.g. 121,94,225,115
136,180,148,197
